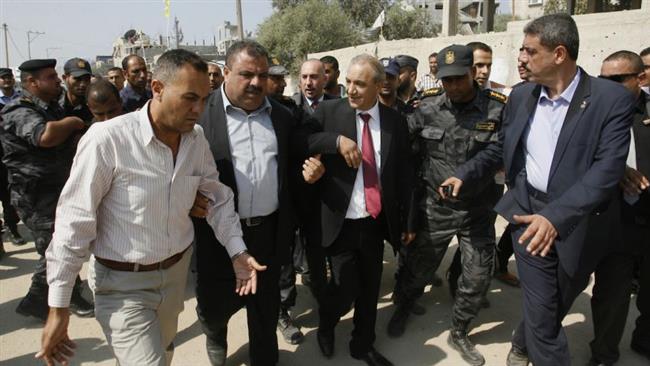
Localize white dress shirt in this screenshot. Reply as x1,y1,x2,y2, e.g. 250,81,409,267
345,101,382,219
46,102,246,307
524,69,581,193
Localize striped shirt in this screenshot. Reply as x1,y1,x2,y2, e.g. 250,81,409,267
417,73,442,92
46,102,246,308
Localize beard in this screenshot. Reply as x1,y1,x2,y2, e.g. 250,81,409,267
397,80,411,96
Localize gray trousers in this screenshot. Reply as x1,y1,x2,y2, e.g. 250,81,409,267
88,247,192,366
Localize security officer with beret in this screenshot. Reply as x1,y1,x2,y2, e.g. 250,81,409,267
387,45,506,366
394,54,420,108
267,63,299,117
378,57,414,116
0,68,21,107
60,57,94,123
0,59,94,321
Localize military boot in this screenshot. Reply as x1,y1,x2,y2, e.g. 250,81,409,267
447,329,485,366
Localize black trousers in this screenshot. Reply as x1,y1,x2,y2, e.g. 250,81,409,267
318,216,385,357
510,194,592,366
0,163,20,229
194,213,281,366
590,220,650,363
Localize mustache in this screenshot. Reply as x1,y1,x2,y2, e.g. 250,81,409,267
245,85,262,94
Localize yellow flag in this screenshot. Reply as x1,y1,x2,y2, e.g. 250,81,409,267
164,0,170,18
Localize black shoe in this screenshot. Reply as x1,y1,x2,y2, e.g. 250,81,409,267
15,295,49,322
506,346,529,366
7,228,26,246
317,329,334,358
586,357,612,366
352,347,394,366
447,330,485,366
70,291,94,317
631,339,650,360
278,308,304,345
206,337,226,366
387,304,411,338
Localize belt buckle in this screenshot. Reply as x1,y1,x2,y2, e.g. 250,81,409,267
244,217,262,227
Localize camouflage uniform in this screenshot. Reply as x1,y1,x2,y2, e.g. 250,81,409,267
0,90,76,298
393,85,506,331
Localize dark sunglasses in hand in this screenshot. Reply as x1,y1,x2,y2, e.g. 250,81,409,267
598,73,639,83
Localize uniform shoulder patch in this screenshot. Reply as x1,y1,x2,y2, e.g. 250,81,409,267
19,97,34,105
486,90,507,104
421,87,443,98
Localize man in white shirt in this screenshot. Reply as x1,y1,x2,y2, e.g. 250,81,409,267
37,49,265,366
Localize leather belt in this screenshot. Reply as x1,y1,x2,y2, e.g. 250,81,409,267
95,245,190,272
240,211,277,227
526,183,550,204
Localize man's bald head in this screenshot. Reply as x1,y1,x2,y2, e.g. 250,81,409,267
299,59,326,100
87,79,124,122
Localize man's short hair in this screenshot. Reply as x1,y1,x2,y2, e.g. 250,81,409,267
87,79,121,104
523,13,580,61
121,54,145,71
349,54,385,83
428,52,438,59
640,47,650,58
154,49,208,84
225,40,269,68
107,67,122,74
604,50,644,74
320,56,339,71
466,41,492,54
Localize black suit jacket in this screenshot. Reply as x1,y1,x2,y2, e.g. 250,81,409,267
460,68,636,277
304,98,414,249
291,92,337,117
194,90,297,265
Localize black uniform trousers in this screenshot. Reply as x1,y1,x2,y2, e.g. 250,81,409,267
510,193,592,366
0,162,20,230
590,218,650,363
318,216,385,357
195,212,281,366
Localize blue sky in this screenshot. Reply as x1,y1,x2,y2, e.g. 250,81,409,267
0,0,274,68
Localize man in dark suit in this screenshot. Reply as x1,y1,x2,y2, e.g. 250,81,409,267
587,50,650,366
292,59,337,116
305,54,414,366
192,40,298,366
447,14,636,366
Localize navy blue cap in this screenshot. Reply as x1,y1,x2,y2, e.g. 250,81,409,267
379,57,400,76
18,59,56,72
436,45,473,79
64,58,92,77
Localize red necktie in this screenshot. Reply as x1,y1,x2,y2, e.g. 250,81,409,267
359,113,381,218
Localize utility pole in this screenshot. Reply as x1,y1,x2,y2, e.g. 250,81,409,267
2,23,8,67
174,17,180,48
27,30,45,59
235,0,244,40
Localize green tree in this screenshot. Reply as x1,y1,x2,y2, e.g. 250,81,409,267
257,0,360,74
543,0,588,15
382,5,437,40
338,0,391,27
271,0,307,11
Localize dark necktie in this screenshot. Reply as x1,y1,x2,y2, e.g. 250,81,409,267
311,100,319,110
359,113,381,218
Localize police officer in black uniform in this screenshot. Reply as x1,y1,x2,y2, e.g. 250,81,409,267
387,45,506,366
394,54,420,110
60,57,94,123
267,64,298,116
0,59,94,321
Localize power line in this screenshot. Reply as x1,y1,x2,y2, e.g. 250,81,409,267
7,28,25,60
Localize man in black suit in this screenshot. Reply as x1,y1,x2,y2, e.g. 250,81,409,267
305,54,414,366
292,59,337,116
447,14,636,366
587,50,650,366
192,40,298,366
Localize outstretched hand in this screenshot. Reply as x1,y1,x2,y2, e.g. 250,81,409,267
232,252,267,296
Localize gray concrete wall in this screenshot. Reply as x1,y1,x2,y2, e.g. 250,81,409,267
298,7,649,94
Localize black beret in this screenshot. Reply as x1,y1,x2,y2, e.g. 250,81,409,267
394,55,419,70
18,59,57,72
0,68,13,77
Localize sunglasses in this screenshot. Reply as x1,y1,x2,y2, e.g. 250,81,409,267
598,73,639,83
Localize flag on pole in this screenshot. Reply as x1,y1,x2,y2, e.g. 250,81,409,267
164,0,171,18
371,10,385,29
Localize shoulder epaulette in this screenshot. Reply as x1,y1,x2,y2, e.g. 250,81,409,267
19,96,34,105
421,87,444,98
486,89,507,104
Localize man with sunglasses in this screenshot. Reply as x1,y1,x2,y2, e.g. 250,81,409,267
587,50,650,366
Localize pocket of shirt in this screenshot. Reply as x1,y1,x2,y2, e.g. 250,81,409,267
420,127,445,158
175,176,202,213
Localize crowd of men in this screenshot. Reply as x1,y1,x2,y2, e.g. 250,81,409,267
0,12,648,366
